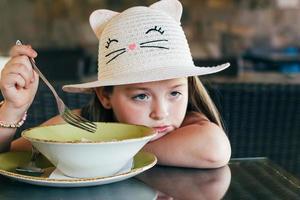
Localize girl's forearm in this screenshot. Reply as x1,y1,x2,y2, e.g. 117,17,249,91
0,104,25,152
0,128,15,152
142,122,231,168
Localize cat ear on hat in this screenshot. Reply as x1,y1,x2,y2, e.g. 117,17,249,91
89,9,119,39
149,0,183,23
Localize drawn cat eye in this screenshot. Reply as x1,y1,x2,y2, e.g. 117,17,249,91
146,26,165,35
105,38,119,49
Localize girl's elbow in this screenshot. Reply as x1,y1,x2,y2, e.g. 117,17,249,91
209,145,231,168
206,127,232,168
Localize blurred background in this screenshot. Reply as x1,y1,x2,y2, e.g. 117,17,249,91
1,0,300,78
0,0,300,178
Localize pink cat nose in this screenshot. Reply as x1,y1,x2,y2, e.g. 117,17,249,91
128,43,137,51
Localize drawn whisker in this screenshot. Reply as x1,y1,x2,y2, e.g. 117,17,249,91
106,50,126,64
140,39,168,46
140,46,169,50
105,48,126,57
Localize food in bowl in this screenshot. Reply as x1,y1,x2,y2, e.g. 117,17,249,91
22,122,157,178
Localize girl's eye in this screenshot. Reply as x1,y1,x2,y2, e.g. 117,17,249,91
132,94,149,101
170,91,182,97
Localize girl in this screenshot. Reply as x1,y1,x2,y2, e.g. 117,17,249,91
0,0,231,168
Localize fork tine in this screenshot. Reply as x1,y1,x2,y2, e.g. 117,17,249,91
66,110,96,126
63,113,97,132
64,109,87,122
63,114,96,131
64,109,97,129
62,114,96,133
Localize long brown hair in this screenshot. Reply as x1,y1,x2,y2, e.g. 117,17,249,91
81,76,223,128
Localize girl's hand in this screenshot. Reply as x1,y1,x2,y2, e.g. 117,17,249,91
0,44,39,114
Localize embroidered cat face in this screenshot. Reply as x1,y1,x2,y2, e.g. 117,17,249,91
104,25,169,64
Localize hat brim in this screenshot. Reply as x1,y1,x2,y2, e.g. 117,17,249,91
63,63,230,93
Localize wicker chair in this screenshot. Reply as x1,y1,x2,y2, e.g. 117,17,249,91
206,82,300,178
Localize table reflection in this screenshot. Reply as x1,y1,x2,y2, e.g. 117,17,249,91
0,177,157,200
0,165,231,200
1,158,300,199
137,165,231,200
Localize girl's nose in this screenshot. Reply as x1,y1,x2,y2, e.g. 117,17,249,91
128,43,136,51
149,101,169,120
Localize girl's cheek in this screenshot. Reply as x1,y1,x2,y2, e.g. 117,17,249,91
114,105,147,124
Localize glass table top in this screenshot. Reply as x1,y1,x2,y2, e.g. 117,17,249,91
0,157,299,200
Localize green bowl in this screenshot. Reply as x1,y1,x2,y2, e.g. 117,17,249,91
22,122,157,178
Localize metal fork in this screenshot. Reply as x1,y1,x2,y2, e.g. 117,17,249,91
16,40,97,133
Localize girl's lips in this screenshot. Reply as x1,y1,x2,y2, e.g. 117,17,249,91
153,126,170,133
150,126,174,141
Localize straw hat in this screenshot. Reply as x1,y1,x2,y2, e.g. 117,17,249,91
63,0,230,93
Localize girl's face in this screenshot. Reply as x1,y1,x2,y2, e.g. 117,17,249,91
98,78,188,138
